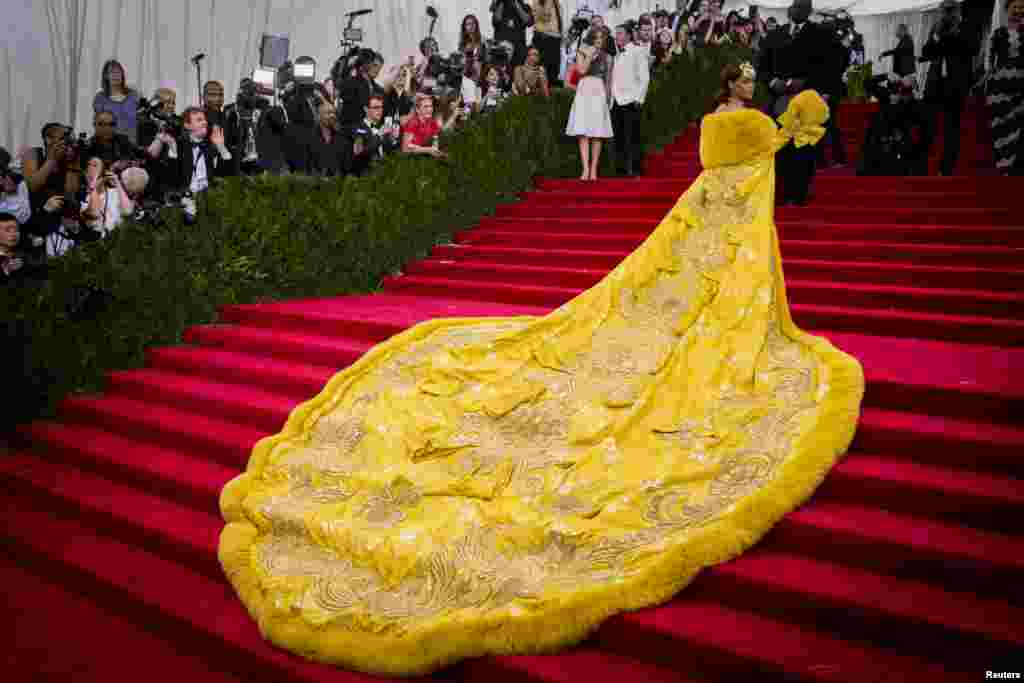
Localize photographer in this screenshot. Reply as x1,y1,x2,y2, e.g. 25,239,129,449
224,78,272,175
339,50,385,127
147,107,233,219
81,110,135,169
80,157,134,237
491,0,534,68
858,74,927,176
348,95,401,175
920,0,980,176
22,123,82,211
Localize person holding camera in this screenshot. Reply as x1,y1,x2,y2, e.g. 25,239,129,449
80,156,134,237
22,123,83,212
491,0,534,68
147,107,233,218
82,110,135,169
340,50,386,128
920,0,980,176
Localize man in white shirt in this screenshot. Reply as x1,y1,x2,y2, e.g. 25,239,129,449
610,24,651,176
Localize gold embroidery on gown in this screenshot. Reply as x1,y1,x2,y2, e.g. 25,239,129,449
219,94,863,676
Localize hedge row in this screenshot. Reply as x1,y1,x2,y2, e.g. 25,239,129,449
2,46,747,427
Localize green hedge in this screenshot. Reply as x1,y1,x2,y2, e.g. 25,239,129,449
2,46,747,427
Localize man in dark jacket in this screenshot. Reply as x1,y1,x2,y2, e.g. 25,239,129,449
880,24,917,77
919,0,979,175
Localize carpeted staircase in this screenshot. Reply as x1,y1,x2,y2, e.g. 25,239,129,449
2,103,1022,683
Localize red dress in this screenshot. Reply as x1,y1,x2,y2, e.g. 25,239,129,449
402,115,442,147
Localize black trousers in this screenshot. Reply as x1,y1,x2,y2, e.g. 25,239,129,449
817,96,847,166
777,141,817,204
922,93,965,175
532,33,562,86
611,101,643,175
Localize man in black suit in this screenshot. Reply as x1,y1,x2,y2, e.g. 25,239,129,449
146,106,234,220
338,50,385,128
762,1,844,204
919,0,979,176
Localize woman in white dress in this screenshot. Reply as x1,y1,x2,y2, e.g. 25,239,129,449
566,28,614,180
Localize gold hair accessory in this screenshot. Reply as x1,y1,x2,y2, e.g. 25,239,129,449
740,62,756,79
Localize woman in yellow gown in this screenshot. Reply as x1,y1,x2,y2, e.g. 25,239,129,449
218,63,864,676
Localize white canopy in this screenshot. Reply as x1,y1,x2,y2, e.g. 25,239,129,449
0,1,981,153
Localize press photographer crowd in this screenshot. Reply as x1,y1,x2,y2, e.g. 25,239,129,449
1,0,1020,288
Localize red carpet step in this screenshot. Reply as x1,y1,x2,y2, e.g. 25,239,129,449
2,103,1021,683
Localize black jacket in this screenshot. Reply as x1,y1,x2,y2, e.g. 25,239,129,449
783,22,845,97
298,127,353,177
170,136,234,191
921,22,979,100
881,35,917,77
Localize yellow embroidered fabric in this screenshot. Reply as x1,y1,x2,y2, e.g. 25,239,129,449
219,100,861,677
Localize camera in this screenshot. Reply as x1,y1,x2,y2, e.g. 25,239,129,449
566,10,594,44
426,52,466,97
484,39,515,66
236,79,271,111
137,97,183,138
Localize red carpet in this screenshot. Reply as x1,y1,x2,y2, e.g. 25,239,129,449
2,103,1022,682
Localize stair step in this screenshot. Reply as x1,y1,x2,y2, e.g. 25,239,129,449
381,273,1024,323
0,559,246,683
183,324,372,369
433,241,1024,269
58,394,267,467
493,202,1018,226
534,175,1021,192
767,500,1024,600
0,454,986,683
0,493,384,683
410,256,1024,292
468,220,1024,247
0,452,222,579
696,550,1023,669
19,421,233,516
825,453,1024,534
523,190,1006,209
594,600,969,682
108,368,297,434
147,345,336,398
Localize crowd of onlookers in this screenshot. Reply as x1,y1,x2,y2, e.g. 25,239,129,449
0,0,752,286
3,0,1020,288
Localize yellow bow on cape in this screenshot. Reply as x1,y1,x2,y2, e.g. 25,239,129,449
776,90,829,149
